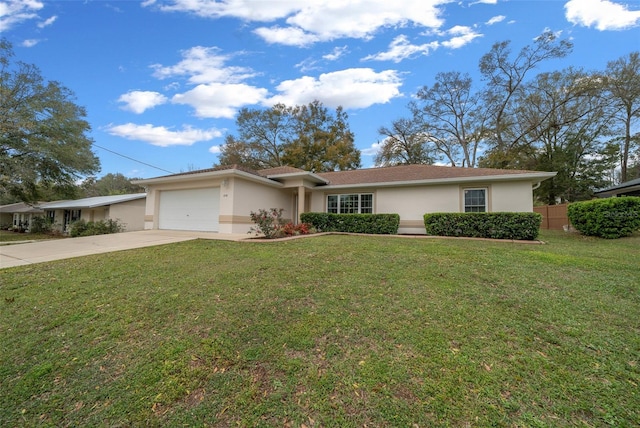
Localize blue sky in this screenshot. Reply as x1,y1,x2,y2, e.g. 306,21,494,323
2,0,639,179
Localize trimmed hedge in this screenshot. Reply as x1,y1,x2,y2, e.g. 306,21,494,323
300,212,400,235
424,212,542,240
567,196,640,239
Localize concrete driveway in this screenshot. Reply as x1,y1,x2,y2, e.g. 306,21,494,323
0,230,250,269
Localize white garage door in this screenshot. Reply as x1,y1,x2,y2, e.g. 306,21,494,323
158,188,220,232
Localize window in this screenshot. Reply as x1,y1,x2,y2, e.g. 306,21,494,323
464,188,487,212
46,210,55,222
327,194,373,214
63,209,82,230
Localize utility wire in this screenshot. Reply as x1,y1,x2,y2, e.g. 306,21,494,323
92,143,175,175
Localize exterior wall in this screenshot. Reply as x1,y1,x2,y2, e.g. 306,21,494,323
220,177,292,234
143,178,225,230
108,198,146,231
48,209,66,232
143,176,290,234
489,181,534,212
0,212,12,227
141,175,537,235
309,181,535,234
81,208,107,223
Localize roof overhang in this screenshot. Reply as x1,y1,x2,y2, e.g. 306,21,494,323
40,194,146,210
264,171,329,185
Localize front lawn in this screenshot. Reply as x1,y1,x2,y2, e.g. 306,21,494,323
1,231,638,426
0,230,64,243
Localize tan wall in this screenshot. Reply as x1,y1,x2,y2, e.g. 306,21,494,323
221,177,292,234
490,181,533,212
108,198,146,231
80,208,107,223
142,177,536,235
144,177,291,234
309,181,535,234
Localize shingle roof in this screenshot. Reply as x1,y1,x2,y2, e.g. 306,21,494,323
316,164,548,185
595,177,640,194
258,166,307,176
147,164,264,179
0,202,44,214
135,163,554,187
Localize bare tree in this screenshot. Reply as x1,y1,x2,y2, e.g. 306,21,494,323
603,51,640,182
479,31,573,168
374,117,435,166
411,71,486,167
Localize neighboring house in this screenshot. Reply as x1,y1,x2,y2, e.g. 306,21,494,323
0,202,44,230
134,164,556,235
594,177,640,198
40,193,147,232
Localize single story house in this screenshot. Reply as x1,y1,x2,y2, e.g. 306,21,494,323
594,177,640,198
0,202,44,230
134,164,556,235
40,193,147,232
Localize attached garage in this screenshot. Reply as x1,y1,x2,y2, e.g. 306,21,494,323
158,188,220,232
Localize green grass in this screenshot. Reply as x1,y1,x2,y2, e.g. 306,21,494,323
1,231,638,427
0,230,64,243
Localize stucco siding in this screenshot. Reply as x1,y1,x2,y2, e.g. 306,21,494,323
222,178,292,234
490,181,534,212
109,198,146,231
377,185,460,234
81,208,107,223
308,182,534,234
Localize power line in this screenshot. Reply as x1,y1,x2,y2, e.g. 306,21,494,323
92,143,175,175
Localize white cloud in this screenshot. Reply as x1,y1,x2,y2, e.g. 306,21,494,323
151,46,256,85
361,141,382,156
363,34,439,63
106,123,222,147
254,26,320,46
172,83,268,118
295,57,321,73
37,14,56,28
323,45,349,61
441,25,482,49
147,0,302,21
565,0,640,30
149,0,448,46
118,91,168,114
120,45,269,120
21,38,39,47
269,68,402,109
0,0,44,32
486,15,505,25
208,145,222,154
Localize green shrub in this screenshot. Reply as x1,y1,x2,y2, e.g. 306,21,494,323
29,216,53,234
301,212,400,234
423,212,542,240
69,219,124,237
567,197,640,239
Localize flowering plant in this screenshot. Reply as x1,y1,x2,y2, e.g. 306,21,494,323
281,222,312,237
249,208,286,238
